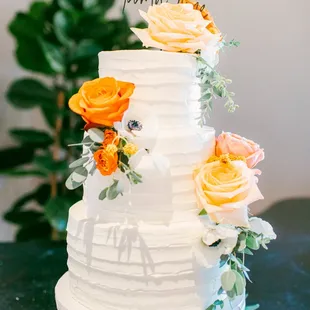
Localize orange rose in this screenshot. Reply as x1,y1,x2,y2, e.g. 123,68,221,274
69,77,135,127
102,129,119,148
94,148,118,176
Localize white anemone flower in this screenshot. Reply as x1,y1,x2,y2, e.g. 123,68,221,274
201,216,239,257
249,217,277,240
115,104,159,151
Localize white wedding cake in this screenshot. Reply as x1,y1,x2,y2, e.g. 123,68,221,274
55,3,275,310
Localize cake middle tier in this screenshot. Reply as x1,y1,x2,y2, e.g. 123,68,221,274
83,50,215,221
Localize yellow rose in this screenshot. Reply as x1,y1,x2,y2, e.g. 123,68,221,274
131,3,221,54
194,159,263,227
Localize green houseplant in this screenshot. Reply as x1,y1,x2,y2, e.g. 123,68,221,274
1,0,144,241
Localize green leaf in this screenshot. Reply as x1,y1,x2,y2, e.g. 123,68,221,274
214,300,224,308
233,270,246,296
45,196,73,231
0,146,34,170
6,78,56,109
54,11,74,46
4,210,43,225
221,270,236,292
16,221,51,242
96,0,114,11
65,174,82,190
107,180,120,200
245,304,260,310
9,128,53,147
70,40,102,61
58,0,75,11
29,1,48,22
219,255,229,268
9,13,43,40
226,289,236,299
69,157,89,169
89,161,97,176
88,128,104,143
72,166,88,183
35,183,51,205
0,168,47,178
199,209,207,216
34,154,67,173
243,248,254,256
15,38,55,75
83,0,97,9
206,305,215,310
246,235,260,250
99,187,109,200
58,0,84,11
39,39,65,73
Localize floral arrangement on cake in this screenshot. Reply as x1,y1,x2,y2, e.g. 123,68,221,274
131,1,239,126
65,77,152,200
195,132,275,309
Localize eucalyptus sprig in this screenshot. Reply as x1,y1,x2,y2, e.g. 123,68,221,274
196,56,239,126
207,227,272,310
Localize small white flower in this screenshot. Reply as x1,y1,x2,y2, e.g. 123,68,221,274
249,217,277,240
201,216,239,256
117,104,159,151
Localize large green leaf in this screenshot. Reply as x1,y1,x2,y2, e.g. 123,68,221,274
16,221,51,242
9,13,43,40
39,39,65,74
58,0,83,11
67,56,98,78
15,38,55,75
0,146,34,170
9,128,53,147
35,183,51,205
29,1,48,22
54,11,74,46
6,78,56,109
70,40,102,61
4,210,44,225
34,154,68,173
83,0,114,11
45,196,74,231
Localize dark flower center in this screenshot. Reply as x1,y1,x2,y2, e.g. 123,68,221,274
127,120,143,131
209,239,222,247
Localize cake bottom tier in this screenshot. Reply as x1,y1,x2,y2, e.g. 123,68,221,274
55,273,245,310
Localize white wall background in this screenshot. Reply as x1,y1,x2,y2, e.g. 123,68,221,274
1,0,309,240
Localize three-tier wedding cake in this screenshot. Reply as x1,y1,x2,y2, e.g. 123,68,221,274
55,2,276,310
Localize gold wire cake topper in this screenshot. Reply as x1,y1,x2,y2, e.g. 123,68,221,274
123,0,169,11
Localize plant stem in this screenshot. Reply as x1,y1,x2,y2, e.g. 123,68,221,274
50,90,65,198
50,89,65,240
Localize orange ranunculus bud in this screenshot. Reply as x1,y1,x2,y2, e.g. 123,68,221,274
102,129,119,148
94,148,118,176
69,77,135,127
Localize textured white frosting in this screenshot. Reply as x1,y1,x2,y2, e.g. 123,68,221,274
56,50,245,310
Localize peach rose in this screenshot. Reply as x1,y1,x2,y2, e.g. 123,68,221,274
69,77,135,127
178,0,221,35
216,132,265,168
94,148,118,176
131,3,221,53
194,157,263,227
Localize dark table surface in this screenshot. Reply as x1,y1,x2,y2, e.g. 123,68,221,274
1,199,310,310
